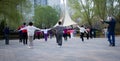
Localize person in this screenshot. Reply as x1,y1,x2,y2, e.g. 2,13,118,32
86,27,90,40
92,28,96,38
103,27,108,38
48,29,53,39
78,25,87,42
53,21,65,47
41,27,50,41
101,16,116,46
20,22,41,48
35,30,41,39
21,23,28,45
3,26,10,45
18,23,27,45
67,29,71,38
63,28,68,41
17,24,23,43
89,27,93,39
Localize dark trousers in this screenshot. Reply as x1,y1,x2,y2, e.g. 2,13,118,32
86,33,89,40
4,34,9,45
90,32,93,39
80,33,84,42
63,33,67,41
22,32,28,45
37,34,40,39
19,32,23,42
44,34,48,41
108,32,115,46
67,33,71,38
49,34,53,39
56,33,63,46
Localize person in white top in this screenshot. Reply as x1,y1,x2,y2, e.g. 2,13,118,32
20,22,41,48
41,27,50,41
103,27,108,38
77,25,87,42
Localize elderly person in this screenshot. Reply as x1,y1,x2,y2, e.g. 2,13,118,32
101,16,116,46
20,22,41,48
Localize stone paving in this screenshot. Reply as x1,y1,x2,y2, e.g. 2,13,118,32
0,36,120,61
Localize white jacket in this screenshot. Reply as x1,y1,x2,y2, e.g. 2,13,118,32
41,29,50,34
20,26,40,36
77,26,87,33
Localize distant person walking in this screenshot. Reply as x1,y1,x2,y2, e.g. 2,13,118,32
86,27,90,40
3,26,10,45
63,28,68,41
20,22,41,48
41,27,50,41
89,28,93,39
78,25,87,42
103,27,108,38
101,16,116,46
53,21,65,47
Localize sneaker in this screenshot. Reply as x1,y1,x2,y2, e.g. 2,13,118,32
28,46,33,49
112,45,115,47
58,45,62,48
109,44,112,46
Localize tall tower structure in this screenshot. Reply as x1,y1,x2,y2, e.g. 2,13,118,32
62,0,77,26
54,0,77,27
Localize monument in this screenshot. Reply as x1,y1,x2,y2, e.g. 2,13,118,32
54,0,77,27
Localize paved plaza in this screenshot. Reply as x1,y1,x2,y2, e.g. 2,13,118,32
0,36,120,61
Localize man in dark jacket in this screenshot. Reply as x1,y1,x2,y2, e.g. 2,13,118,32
3,26,10,45
53,21,65,47
101,16,116,46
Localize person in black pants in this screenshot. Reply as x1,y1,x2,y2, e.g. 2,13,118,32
53,21,65,47
86,27,90,40
3,26,10,45
101,16,116,46
78,25,86,42
22,31,27,45
21,23,27,45
18,23,28,45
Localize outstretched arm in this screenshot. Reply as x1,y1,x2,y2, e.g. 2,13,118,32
34,27,41,31
100,19,110,24
77,25,80,29
20,27,27,30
